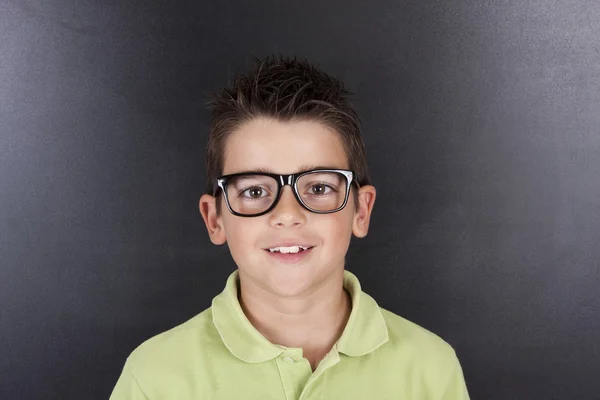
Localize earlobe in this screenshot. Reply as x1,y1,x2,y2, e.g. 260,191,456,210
352,185,376,238
199,194,227,245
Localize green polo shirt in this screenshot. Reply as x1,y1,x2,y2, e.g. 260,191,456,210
111,270,470,399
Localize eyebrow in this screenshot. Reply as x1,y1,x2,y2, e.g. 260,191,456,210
231,165,345,175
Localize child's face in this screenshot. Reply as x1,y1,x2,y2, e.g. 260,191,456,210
200,118,376,298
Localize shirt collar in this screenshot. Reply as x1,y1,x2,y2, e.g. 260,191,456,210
336,270,389,356
211,270,388,363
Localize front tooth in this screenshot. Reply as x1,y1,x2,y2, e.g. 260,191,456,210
279,246,300,254
269,245,308,253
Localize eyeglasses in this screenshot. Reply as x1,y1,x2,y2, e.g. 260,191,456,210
213,169,356,217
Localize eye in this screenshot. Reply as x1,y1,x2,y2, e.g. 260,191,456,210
241,186,267,199
310,183,332,195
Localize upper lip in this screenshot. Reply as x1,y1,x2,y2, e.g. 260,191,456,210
263,241,315,249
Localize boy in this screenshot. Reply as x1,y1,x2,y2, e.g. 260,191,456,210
111,56,470,399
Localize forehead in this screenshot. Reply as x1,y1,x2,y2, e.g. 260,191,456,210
222,118,348,175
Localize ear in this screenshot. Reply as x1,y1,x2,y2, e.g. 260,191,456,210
199,194,227,245
352,185,376,238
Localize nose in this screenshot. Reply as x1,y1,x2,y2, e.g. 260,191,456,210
268,186,306,228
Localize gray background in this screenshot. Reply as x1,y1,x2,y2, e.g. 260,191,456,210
1,0,599,399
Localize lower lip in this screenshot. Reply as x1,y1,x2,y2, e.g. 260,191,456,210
264,247,314,263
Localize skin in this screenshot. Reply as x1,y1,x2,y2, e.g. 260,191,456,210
199,117,376,371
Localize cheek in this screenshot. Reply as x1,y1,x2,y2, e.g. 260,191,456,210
317,212,355,249
221,210,355,261
222,218,257,257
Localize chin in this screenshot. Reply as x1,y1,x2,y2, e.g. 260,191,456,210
264,267,337,298
264,271,311,294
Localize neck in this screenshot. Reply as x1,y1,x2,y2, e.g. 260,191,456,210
238,272,352,362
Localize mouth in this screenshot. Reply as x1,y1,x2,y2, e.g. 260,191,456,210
265,245,313,254
263,245,315,263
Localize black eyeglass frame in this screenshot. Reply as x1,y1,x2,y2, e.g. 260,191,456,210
213,169,357,217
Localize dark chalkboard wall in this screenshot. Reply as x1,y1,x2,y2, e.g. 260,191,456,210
1,1,599,399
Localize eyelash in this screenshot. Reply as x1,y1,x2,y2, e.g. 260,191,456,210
305,183,336,195
237,186,272,199
234,182,340,201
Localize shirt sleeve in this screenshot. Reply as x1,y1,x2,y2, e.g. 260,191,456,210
109,358,149,400
439,357,470,400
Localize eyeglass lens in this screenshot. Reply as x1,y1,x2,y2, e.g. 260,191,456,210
225,171,348,215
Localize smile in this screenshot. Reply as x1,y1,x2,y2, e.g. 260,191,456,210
263,245,315,263
267,245,310,254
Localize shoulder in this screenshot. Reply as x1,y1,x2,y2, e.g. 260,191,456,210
378,307,459,367
375,307,469,399
125,307,218,376
111,308,224,398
